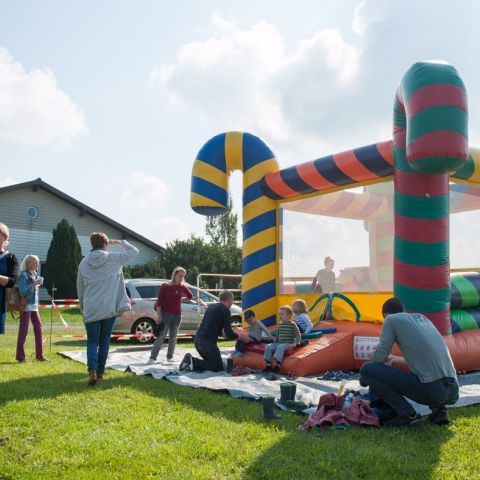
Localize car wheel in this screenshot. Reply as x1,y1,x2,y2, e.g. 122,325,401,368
131,318,156,344
231,316,242,328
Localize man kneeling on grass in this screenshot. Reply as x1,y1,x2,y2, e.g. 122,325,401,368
360,298,459,427
179,290,250,373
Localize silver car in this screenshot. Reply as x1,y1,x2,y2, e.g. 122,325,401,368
113,278,243,342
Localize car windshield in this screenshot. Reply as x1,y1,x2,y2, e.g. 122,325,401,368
135,285,161,299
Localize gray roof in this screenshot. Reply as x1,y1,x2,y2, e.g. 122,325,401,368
0,178,164,253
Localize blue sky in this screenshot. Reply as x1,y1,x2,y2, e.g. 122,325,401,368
1,0,479,252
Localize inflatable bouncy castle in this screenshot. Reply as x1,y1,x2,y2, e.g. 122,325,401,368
190,61,480,376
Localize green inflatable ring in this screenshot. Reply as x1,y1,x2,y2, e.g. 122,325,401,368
309,292,361,322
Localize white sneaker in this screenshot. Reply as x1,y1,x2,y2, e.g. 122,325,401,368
147,358,156,365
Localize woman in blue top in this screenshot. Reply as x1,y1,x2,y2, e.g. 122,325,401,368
0,223,19,334
16,254,47,362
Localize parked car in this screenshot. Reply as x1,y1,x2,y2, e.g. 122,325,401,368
113,278,243,342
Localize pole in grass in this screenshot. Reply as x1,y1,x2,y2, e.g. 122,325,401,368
49,284,57,354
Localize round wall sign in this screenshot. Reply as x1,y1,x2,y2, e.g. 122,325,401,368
26,206,39,219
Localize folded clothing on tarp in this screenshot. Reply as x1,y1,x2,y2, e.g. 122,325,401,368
302,392,379,429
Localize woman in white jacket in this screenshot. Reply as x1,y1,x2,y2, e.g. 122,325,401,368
77,232,139,385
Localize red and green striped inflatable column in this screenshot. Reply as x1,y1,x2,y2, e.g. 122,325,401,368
393,62,468,334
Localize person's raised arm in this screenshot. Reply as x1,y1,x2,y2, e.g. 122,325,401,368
372,316,395,363
107,240,139,265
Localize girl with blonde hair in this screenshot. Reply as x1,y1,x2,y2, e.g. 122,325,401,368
148,266,193,364
292,298,313,334
16,254,47,362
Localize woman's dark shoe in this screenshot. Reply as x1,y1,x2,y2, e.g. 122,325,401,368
37,357,50,362
88,369,98,386
97,372,104,380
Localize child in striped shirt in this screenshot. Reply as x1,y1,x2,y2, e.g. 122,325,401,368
263,305,301,372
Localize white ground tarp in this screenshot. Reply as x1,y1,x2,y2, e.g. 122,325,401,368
60,346,480,416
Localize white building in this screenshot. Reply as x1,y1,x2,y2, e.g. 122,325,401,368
0,178,163,272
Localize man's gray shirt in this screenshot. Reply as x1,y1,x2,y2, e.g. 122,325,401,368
373,312,457,384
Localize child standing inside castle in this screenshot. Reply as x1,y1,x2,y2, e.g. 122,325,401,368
292,299,313,334
263,305,301,372
16,254,48,362
234,309,273,357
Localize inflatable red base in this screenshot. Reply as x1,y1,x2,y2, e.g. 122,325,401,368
233,321,480,376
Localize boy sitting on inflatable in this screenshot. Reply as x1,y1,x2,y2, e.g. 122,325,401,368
263,305,301,372
233,309,273,357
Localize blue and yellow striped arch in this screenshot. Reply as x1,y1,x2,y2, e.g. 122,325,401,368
190,131,280,325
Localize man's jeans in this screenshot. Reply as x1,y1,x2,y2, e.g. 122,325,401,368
85,317,115,374
193,338,224,372
150,313,181,360
360,362,459,416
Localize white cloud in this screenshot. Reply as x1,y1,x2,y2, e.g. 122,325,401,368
150,11,365,160
0,176,15,188
0,47,87,148
103,171,189,246
150,4,480,163
149,216,191,246
352,0,388,35
112,171,170,209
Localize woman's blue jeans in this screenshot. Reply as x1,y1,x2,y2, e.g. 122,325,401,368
85,317,115,374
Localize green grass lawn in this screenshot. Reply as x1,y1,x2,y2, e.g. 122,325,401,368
0,314,479,480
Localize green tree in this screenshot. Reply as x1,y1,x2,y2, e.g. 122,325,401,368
157,235,242,289
124,258,166,279
205,198,239,248
44,219,82,299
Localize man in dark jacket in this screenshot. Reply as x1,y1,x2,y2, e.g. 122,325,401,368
179,290,250,372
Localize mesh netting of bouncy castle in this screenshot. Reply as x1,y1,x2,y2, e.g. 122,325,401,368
279,180,480,331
